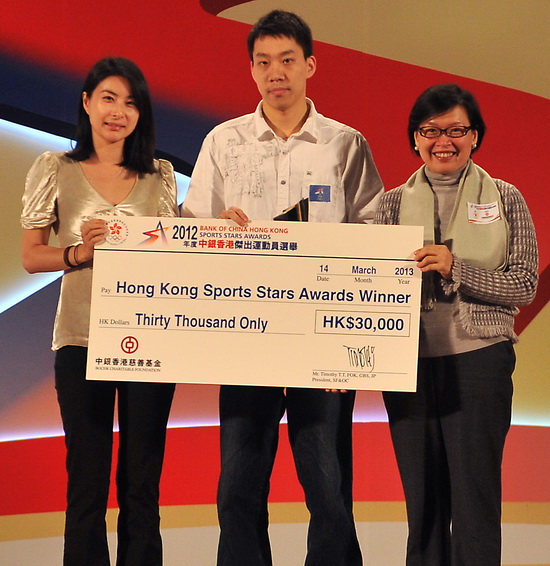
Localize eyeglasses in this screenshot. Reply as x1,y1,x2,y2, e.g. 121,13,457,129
417,126,472,139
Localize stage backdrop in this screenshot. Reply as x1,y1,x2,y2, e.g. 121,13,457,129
1,1,548,565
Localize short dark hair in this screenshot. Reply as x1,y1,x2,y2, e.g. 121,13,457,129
247,10,313,61
66,57,156,174
407,83,486,155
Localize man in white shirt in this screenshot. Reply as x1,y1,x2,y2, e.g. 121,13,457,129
182,10,383,566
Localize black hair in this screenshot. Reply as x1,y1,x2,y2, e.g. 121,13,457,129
66,57,156,174
247,10,313,61
407,83,486,155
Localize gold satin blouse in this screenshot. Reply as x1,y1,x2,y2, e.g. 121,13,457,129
21,151,178,350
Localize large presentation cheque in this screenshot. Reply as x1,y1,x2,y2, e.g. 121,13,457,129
87,217,423,391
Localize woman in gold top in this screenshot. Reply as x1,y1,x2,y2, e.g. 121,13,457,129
21,57,178,566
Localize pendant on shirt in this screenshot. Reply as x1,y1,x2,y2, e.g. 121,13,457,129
309,184,331,202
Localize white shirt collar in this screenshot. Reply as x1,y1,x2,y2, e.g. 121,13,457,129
252,98,319,142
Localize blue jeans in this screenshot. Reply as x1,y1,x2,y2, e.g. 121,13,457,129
55,346,175,566
383,341,515,566
216,385,362,566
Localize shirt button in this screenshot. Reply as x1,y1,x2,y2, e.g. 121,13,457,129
280,180,287,185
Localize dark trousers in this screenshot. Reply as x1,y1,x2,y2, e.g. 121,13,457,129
383,341,515,566
54,346,175,566
216,385,362,566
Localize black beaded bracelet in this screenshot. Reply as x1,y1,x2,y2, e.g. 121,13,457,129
63,245,78,268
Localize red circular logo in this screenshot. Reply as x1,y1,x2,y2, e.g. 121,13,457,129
121,336,139,354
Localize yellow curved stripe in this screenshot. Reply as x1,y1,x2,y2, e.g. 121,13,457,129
1,502,549,542
220,0,550,99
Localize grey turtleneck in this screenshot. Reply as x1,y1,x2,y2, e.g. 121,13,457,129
419,167,505,358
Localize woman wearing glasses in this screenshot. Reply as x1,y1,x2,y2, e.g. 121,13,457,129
375,83,538,565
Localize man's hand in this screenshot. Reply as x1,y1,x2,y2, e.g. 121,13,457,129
218,206,249,227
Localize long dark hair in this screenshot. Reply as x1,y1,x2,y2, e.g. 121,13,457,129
66,57,156,174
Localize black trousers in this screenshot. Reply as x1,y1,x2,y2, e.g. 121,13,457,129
54,346,175,566
383,341,515,566
216,385,362,566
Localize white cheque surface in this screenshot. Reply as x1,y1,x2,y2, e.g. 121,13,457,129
87,217,423,391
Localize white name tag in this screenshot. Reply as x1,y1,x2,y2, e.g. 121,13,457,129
467,201,501,224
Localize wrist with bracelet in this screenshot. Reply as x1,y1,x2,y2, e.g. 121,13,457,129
63,244,83,268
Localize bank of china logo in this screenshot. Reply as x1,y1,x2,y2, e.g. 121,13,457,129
105,219,129,245
140,220,169,245
121,335,139,354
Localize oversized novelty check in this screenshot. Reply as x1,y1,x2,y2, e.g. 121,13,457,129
87,218,423,391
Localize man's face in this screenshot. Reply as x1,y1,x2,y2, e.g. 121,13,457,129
250,35,316,114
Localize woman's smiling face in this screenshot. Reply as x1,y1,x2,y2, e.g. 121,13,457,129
83,75,139,150
414,105,478,175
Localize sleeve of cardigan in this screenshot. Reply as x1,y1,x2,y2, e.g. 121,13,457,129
373,186,402,226
442,180,538,307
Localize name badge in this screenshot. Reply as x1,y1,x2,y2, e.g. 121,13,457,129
309,184,331,202
467,201,501,224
